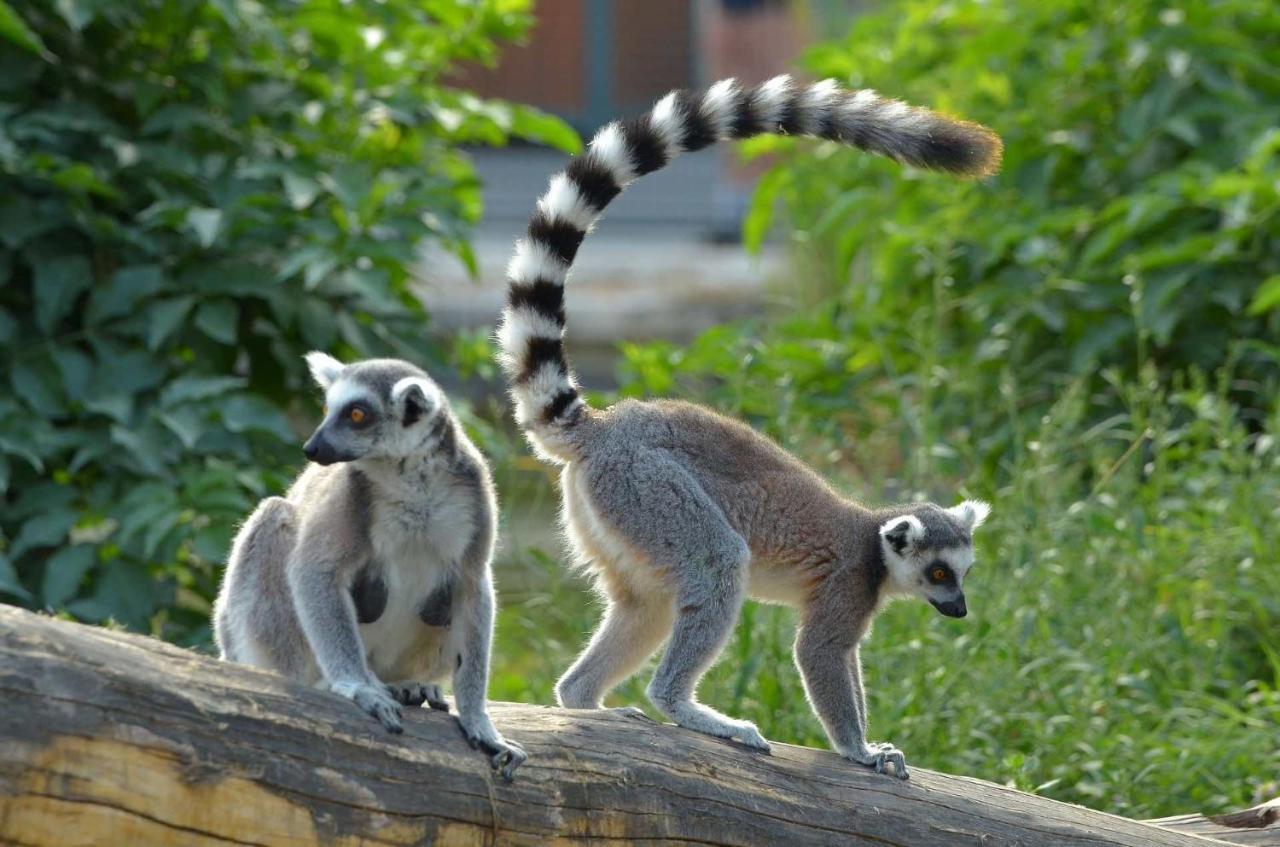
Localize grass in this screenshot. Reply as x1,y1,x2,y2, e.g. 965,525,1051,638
486,367,1280,820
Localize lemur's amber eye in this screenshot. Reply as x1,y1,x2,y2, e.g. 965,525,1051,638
931,567,948,583
350,407,366,424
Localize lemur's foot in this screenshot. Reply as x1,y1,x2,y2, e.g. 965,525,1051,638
332,681,403,734
847,742,909,779
606,705,654,721
725,720,772,752
386,682,449,712
460,719,528,782
659,699,772,752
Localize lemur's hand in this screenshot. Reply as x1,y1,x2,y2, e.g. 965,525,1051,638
331,680,403,733
385,681,449,712
459,717,528,781
846,742,909,779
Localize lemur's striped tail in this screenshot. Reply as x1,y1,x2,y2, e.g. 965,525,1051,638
497,75,1002,433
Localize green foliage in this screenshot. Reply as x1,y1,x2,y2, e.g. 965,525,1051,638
0,0,577,642
729,0,1279,469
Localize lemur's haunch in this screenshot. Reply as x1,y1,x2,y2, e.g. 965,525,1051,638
498,76,999,778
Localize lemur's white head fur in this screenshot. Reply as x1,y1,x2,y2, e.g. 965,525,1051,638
878,500,990,618
301,352,451,466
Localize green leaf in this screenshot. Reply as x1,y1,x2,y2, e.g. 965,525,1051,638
41,544,96,607
54,0,96,32
34,256,92,334
52,346,94,401
10,359,65,416
1247,275,1280,316
0,0,49,58
187,207,223,248
10,509,78,559
743,168,788,254
87,264,165,324
509,105,582,154
194,299,238,344
221,394,293,440
147,296,195,349
159,375,246,406
0,551,31,602
67,560,164,631
157,405,207,449
283,172,321,210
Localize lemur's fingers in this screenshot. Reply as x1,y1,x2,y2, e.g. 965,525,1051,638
461,725,528,781
492,741,528,782
853,746,910,780
344,682,404,733
385,682,449,711
426,688,450,712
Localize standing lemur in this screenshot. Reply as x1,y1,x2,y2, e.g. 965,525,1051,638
212,355,525,780
497,76,1001,778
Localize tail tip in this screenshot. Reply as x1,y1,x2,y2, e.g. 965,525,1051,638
932,119,1004,179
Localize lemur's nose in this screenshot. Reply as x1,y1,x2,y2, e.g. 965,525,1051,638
303,441,319,461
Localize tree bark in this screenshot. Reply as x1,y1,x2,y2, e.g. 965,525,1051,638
0,605,1253,847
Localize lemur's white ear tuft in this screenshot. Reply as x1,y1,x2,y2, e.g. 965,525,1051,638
305,352,344,389
391,376,443,424
949,499,992,531
879,514,925,556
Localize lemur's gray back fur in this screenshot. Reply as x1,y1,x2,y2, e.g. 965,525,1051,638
496,75,1001,454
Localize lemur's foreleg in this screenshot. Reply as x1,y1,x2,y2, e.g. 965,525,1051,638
289,563,404,733
453,575,526,781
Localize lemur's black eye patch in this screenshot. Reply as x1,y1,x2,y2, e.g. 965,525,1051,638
927,562,954,584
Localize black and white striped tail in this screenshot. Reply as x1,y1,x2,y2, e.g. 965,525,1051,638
497,75,1003,432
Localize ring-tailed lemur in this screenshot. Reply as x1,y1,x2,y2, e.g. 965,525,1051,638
496,76,1000,778
212,354,526,780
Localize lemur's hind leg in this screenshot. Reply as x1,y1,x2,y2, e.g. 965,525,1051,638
555,588,674,710
585,454,768,751
215,497,316,681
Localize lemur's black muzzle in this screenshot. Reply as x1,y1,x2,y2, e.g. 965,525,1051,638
303,434,346,466
930,596,968,618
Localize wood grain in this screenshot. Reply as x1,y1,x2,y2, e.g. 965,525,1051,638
0,606,1246,846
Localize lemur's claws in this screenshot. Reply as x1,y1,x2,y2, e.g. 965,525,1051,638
462,725,527,781
851,744,909,779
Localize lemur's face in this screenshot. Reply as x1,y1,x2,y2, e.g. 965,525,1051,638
301,353,446,466
878,500,990,618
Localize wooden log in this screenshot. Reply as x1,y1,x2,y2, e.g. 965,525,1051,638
0,605,1240,846
1147,799,1280,847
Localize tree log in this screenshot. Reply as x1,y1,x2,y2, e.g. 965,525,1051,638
0,605,1246,846
1147,800,1280,847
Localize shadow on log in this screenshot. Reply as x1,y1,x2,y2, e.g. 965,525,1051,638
0,606,1272,846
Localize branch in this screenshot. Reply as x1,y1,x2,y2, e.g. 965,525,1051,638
0,606,1252,846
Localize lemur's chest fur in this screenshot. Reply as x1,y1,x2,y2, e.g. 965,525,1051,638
352,477,476,679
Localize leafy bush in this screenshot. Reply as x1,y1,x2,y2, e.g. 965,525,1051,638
685,0,1279,471
0,0,576,642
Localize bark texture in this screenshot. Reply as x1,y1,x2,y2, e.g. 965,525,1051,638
0,606,1258,846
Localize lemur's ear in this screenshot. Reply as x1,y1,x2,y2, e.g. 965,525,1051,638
948,499,992,531
391,376,442,427
879,514,925,556
305,352,344,389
